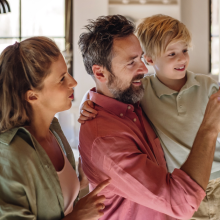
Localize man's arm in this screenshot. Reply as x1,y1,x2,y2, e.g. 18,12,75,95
90,135,205,219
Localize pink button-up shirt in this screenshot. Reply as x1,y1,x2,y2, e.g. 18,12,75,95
79,89,205,220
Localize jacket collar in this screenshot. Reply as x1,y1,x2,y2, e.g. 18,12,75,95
0,117,59,145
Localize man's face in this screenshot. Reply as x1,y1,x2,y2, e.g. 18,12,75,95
107,34,148,104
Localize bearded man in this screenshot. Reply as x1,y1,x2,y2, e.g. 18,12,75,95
78,15,220,220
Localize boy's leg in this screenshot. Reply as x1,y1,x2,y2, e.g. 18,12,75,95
190,177,220,220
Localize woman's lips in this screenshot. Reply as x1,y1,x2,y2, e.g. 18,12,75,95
69,94,74,99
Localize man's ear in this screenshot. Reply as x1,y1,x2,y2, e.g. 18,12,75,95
144,55,154,66
92,65,108,83
25,90,38,104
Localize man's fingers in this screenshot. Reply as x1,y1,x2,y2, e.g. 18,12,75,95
89,179,110,197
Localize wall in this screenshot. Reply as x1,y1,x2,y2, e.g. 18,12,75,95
180,0,210,74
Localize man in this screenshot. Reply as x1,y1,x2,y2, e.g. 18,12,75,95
78,15,220,220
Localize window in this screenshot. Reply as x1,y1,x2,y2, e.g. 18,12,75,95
0,0,65,53
211,0,219,75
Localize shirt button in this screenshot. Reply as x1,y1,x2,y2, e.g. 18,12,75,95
179,105,182,108
120,113,123,117
133,118,137,122
178,96,181,99
128,106,131,109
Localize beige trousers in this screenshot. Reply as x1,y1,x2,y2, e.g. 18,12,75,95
190,177,220,220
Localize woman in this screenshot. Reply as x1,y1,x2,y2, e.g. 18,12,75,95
0,37,109,220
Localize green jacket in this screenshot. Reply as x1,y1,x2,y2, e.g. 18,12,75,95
0,118,76,220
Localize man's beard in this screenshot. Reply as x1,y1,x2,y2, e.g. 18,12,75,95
107,73,145,104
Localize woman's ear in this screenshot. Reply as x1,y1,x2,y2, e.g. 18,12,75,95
25,90,38,104
92,65,108,83
144,55,154,66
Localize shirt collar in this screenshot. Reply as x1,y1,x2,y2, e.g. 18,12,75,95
0,117,59,145
89,88,139,118
151,70,200,98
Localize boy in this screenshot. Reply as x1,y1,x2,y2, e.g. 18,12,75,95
79,15,220,219
137,14,220,220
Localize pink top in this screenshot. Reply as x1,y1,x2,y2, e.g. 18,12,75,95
79,88,205,220
57,141,80,216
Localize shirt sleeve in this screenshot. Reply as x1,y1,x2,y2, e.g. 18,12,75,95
91,135,205,219
207,76,219,97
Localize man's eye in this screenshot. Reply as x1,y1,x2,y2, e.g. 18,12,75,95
61,76,65,82
128,61,134,66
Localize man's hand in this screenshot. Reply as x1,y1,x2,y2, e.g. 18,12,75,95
78,100,97,124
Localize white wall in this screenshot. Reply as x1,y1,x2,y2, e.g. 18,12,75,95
73,0,108,107
180,0,210,74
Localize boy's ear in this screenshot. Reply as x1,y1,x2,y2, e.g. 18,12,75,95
144,55,154,66
92,65,108,83
25,90,38,104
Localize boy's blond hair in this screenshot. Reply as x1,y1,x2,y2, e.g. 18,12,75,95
136,14,192,59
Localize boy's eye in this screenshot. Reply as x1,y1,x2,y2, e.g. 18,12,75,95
168,53,175,56
183,49,188,53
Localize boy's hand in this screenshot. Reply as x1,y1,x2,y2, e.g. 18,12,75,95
78,100,98,124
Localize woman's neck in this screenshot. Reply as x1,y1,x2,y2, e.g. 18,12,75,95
25,109,54,142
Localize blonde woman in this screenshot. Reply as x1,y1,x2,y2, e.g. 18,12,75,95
0,37,109,220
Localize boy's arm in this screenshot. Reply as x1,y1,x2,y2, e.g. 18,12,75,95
181,90,220,190
78,90,97,124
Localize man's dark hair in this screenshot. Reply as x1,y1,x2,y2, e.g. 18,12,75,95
78,15,135,76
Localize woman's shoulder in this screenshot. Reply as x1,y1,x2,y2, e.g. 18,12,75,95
0,127,37,164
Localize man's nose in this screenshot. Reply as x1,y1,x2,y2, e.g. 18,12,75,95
139,59,148,74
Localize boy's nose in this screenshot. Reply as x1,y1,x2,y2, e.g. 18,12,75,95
178,54,187,63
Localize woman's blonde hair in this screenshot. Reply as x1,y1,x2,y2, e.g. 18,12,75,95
0,36,60,133
136,14,192,59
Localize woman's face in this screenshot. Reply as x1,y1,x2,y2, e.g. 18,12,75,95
36,54,77,114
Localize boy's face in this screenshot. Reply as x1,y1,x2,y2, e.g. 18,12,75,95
146,41,189,81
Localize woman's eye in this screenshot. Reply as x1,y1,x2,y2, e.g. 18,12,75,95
61,76,65,82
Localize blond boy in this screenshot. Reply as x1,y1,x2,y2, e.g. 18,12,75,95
137,14,220,220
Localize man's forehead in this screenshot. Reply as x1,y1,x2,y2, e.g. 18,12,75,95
112,35,142,61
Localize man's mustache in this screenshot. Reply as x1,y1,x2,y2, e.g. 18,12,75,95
131,74,145,82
